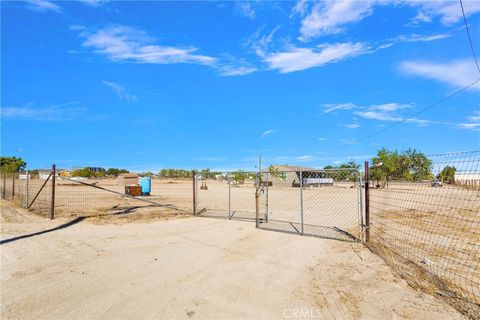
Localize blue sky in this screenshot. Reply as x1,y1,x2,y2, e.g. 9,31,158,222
1,0,480,171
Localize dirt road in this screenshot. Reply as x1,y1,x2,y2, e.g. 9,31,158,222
1,203,464,319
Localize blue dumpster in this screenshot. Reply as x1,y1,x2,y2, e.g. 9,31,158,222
139,177,151,196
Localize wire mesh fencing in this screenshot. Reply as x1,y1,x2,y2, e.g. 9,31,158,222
194,171,259,221
257,169,361,242
368,151,480,318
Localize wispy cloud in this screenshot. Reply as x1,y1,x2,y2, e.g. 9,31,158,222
322,102,356,114
23,0,61,12
408,1,480,25
296,155,313,162
265,42,368,73
76,25,216,66
345,123,360,129
102,80,138,102
244,25,280,58
215,55,257,76
1,102,86,121
458,111,480,131
299,1,374,40
261,129,277,137
235,2,256,19
400,59,480,90
77,0,107,6
317,137,328,141
339,138,357,145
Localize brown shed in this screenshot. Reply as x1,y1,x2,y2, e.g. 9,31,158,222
118,173,139,186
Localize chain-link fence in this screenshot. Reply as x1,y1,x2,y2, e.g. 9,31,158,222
194,171,259,221
1,166,192,220
367,151,480,318
257,169,362,242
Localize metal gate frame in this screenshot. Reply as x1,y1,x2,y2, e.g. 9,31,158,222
256,168,363,242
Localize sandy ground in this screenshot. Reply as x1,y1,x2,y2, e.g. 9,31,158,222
1,202,464,319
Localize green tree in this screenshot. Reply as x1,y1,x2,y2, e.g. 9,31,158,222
0,156,27,173
231,171,249,184
437,166,456,184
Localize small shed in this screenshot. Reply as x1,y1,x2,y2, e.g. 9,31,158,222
118,173,139,186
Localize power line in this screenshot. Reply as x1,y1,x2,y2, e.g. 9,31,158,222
459,0,480,75
328,77,480,153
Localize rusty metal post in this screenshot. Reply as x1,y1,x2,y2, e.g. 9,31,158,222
192,170,196,215
50,164,56,219
364,161,370,242
12,171,15,199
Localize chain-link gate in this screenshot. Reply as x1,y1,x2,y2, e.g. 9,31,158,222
257,168,362,242
194,169,362,242
193,171,260,221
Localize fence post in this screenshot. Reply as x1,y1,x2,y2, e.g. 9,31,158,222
50,164,56,219
192,170,196,215
300,170,304,235
12,171,15,199
228,172,231,219
358,172,364,242
364,161,370,242
255,173,260,228
2,174,5,199
265,172,269,223
25,170,29,208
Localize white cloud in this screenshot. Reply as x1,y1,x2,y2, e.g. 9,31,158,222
265,42,368,73
323,102,356,114
345,123,360,129
102,80,138,102
317,137,328,141
1,102,86,121
244,25,280,58
290,0,310,18
261,129,276,137
458,111,480,130
400,59,480,90
23,0,61,12
296,155,314,161
77,25,216,66
407,0,480,25
299,0,375,40
77,0,107,6
235,2,256,19
215,55,257,76
339,138,357,145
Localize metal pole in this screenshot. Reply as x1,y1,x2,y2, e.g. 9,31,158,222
255,173,260,228
12,171,15,199
300,170,304,235
25,170,29,208
192,170,196,215
228,172,231,219
50,164,56,219
265,172,269,223
358,172,364,242
364,161,370,242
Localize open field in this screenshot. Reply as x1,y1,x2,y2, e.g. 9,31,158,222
1,202,465,319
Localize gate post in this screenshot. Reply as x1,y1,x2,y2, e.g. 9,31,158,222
300,170,304,235
358,171,364,242
25,170,30,208
265,172,269,223
364,161,370,242
192,170,196,215
255,173,260,228
50,164,56,219
228,172,231,219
